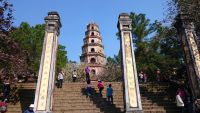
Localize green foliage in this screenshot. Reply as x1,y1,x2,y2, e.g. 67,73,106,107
11,22,68,75
11,22,45,74
130,12,158,73
57,45,68,72
116,12,185,81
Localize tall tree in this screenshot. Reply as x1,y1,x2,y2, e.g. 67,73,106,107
11,22,68,75
0,0,28,78
128,12,184,80
130,12,158,72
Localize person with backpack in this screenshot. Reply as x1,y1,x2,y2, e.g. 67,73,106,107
107,84,113,105
97,80,104,97
72,70,77,82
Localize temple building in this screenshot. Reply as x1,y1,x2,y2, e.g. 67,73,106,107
80,23,106,76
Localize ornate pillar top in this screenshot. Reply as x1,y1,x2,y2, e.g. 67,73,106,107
44,11,62,35
118,13,132,31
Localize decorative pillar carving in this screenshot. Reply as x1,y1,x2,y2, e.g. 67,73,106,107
34,11,61,113
175,13,200,109
118,13,143,113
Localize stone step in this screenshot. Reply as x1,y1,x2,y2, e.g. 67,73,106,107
53,107,101,111
53,111,102,113
143,110,179,113
6,82,178,113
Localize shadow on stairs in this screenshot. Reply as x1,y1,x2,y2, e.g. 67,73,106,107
81,88,124,113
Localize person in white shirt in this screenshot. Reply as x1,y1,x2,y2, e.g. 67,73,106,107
176,90,184,113
58,71,64,88
138,71,144,83
72,70,77,82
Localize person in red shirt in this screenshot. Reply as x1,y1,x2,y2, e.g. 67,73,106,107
97,80,104,97
0,99,7,113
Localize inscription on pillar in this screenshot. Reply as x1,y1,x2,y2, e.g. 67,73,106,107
36,33,54,111
124,32,137,107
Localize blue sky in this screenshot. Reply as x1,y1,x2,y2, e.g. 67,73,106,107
10,0,168,62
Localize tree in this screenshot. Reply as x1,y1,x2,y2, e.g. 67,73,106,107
11,22,45,75
127,12,184,81
11,22,68,76
129,12,158,73
0,0,13,31
0,0,28,79
57,45,68,72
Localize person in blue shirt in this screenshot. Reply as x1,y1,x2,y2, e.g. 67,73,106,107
24,104,34,113
107,84,113,104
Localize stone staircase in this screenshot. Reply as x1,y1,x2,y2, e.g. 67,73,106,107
5,82,179,113
140,83,179,113
53,82,124,113
6,83,36,113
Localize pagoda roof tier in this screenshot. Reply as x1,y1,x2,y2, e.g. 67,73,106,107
80,52,106,58
83,35,102,41
82,43,104,48
85,29,100,34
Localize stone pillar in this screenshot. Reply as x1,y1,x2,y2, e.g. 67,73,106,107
34,11,61,113
175,14,200,109
118,13,143,113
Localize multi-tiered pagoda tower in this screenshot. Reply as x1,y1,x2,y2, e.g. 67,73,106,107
80,23,106,76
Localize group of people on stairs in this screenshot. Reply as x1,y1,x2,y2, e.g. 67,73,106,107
84,66,113,105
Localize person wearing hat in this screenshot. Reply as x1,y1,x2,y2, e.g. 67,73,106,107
24,104,34,113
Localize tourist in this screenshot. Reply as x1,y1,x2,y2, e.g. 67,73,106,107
57,70,64,88
72,70,77,82
138,71,143,83
85,66,90,82
23,104,34,113
176,88,185,113
86,79,92,97
97,80,104,97
3,77,10,101
0,99,7,113
143,73,148,83
107,84,113,105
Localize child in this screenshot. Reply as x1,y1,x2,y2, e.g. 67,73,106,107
86,80,92,97
97,80,104,97
107,84,113,105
